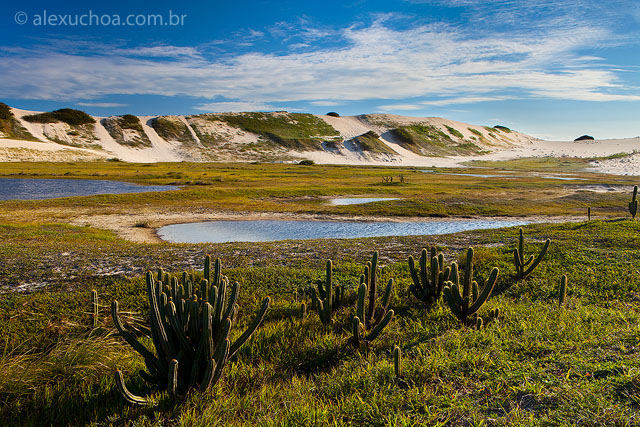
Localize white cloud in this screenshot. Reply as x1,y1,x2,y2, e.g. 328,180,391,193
0,19,637,107
194,101,275,112
76,102,129,107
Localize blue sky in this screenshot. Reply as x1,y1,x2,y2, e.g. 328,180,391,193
1,0,639,140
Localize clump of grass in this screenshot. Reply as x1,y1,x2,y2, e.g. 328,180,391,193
23,109,95,126
133,219,151,228
468,127,482,136
444,125,464,139
494,125,511,133
298,159,315,165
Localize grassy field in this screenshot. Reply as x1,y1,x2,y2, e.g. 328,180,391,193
1,161,640,426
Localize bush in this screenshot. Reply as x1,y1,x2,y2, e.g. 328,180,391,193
494,125,511,133
326,112,340,117
298,159,315,165
24,109,95,126
0,102,13,120
119,115,142,131
445,125,464,139
574,135,595,141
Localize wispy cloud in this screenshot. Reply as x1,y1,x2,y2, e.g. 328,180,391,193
76,102,129,107
194,101,275,112
0,16,637,107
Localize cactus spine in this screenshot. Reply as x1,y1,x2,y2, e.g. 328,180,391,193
559,275,567,307
442,248,499,326
350,252,394,347
630,186,638,219
408,247,450,307
513,228,550,280
112,256,271,404
315,260,344,325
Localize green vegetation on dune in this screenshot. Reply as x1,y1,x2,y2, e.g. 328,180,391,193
205,112,340,151
0,102,38,141
351,131,397,155
150,117,194,143
390,124,485,156
23,108,95,126
102,115,151,148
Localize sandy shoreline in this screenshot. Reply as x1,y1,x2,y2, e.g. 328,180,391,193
70,210,586,244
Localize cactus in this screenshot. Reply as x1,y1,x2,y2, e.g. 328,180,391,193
587,207,591,221
350,252,394,347
315,260,345,325
442,248,499,326
408,247,450,308
393,346,401,379
111,256,271,404
90,289,99,328
630,186,638,219
559,275,568,307
513,228,550,280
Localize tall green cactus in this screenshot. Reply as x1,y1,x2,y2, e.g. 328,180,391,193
408,247,450,307
559,275,568,307
630,186,638,219
350,252,394,347
513,228,550,280
111,255,271,404
315,260,345,325
442,248,499,326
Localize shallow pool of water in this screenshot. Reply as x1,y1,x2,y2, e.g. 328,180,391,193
329,197,400,205
157,219,532,243
0,178,177,201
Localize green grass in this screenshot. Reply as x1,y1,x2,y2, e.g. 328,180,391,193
2,219,640,425
0,161,635,225
205,112,340,151
445,125,464,139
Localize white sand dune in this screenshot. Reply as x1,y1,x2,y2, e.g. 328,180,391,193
2,107,639,175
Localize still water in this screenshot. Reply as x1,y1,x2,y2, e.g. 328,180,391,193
158,218,531,243
0,178,176,200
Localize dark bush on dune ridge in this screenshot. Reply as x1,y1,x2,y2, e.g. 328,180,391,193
24,108,95,126
574,135,595,141
326,112,340,117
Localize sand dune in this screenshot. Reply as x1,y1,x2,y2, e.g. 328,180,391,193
1,107,639,175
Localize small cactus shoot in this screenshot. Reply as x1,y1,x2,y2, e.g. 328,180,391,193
630,186,638,219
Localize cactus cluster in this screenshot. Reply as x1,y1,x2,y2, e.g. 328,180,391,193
351,252,394,347
408,247,450,308
443,248,499,327
513,228,550,280
111,255,271,404
630,186,638,219
315,260,345,325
